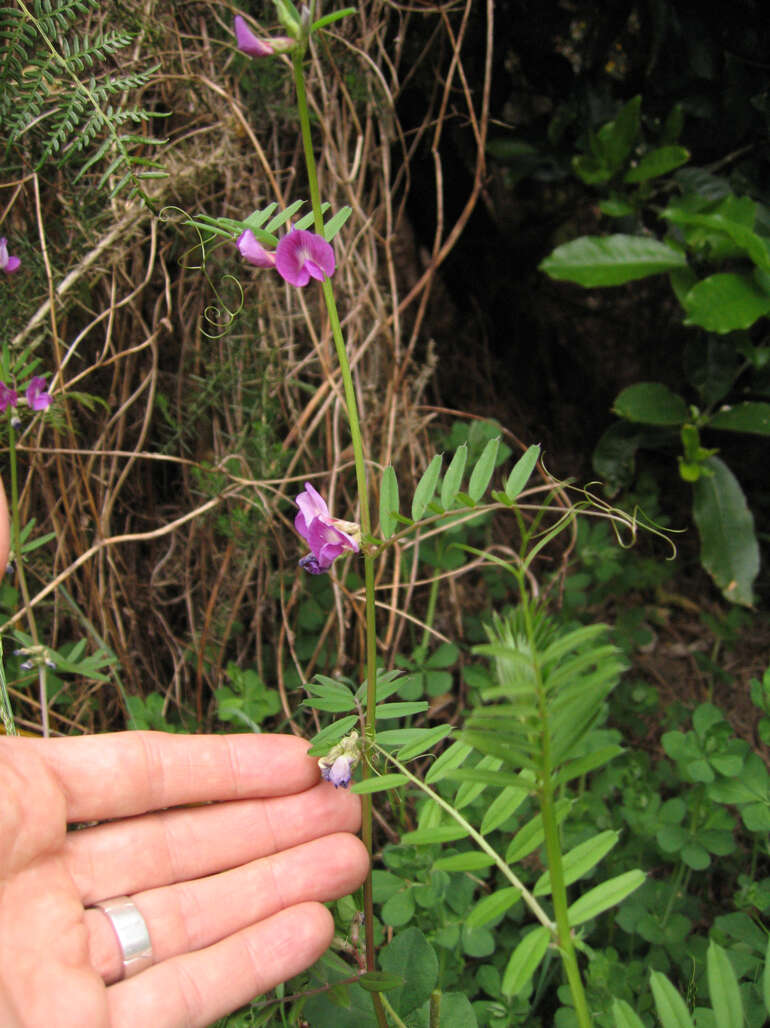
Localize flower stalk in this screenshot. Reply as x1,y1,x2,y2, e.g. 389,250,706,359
292,44,382,1019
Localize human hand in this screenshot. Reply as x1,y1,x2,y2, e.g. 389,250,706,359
0,731,368,1027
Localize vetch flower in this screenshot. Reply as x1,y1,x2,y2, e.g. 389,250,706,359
237,229,276,268
276,229,335,287
295,482,360,574
25,377,51,411
318,730,360,789
0,238,20,275
234,14,294,57
0,383,18,412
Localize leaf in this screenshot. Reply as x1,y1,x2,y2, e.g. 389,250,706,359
379,927,438,1018
411,453,443,521
379,465,399,539
441,444,468,509
306,715,358,755
356,970,405,994
401,825,470,846
505,444,541,500
501,925,550,997
480,783,529,834
682,272,770,333
692,456,759,606
566,869,645,926
763,935,770,1015
322,205,352,241
539,234,687,287
466,887,521,929
623,145,690,183
707,941,743,1028
396,724,453,760
374,701,429,719
612,382,689,426
432,852,496,872
709,401,770,436
612,999,647,1028
598,95,641,171
649,970,696,1028
351,773,410,794
534,830,620,896
425,741,473,785
468,437,500,501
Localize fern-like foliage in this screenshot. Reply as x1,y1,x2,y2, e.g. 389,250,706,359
1,0,166,204
464,611,625,787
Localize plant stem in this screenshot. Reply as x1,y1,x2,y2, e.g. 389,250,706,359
8,421,48,737
292,50,384,1026
519,580,593,1028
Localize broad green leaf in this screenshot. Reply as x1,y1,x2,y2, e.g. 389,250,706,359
379,465,399,539
566,869,645,926
306,715,358,755
763,935,770,1014
553,744,624,788
466,886,521,929
501,925,550,997
374,701,429,719
412,453,443,520
624,145,689,183
534,830,620,896
468,437,500,501
401,825,469,846
709,401,770,436
599,95,641,171
481,783,529,834
396,724,453,760
539,234,686,287
650,970,696,1028
378,927,438,1018
432,852,496,872
683,272,770,333
356,970,405,994
351,773,410,794
441,444,468,509
506,799,572,863
707,941,743,1028
693,456,759,606
425,741,473,785
613,382,689,426
612,999,647,1028
505,444,541,501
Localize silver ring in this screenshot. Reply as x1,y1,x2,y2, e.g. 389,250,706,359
93,896,153,979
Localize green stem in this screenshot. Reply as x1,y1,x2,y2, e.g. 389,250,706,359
8,421,48,737
292,50,384,1027
519,580,593,1028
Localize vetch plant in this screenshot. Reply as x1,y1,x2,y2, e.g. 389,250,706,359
294,482,361,575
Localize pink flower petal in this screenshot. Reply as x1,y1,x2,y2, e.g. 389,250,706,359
276,229,335,287
234,15,274,56
237,229,276,268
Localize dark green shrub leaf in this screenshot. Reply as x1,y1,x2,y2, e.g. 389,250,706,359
613,382,689,426
709,401,770,435
692,456,759,606
540,234,687,287
683,273,770,333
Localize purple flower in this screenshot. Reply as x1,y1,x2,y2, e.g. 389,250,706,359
321,755,353,788
237,229,277,268
234,15,294,57
26,377,51,411
295,482,360,574
276,229,335,287
0,383,18,412
318,730,360,789
0,238,21,275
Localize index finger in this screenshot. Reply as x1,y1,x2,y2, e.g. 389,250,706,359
8,731,319,822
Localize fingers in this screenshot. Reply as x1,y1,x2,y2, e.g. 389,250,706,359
87,831,369,984
108,902,335,1028
67,782,362,902
5,731,319,821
